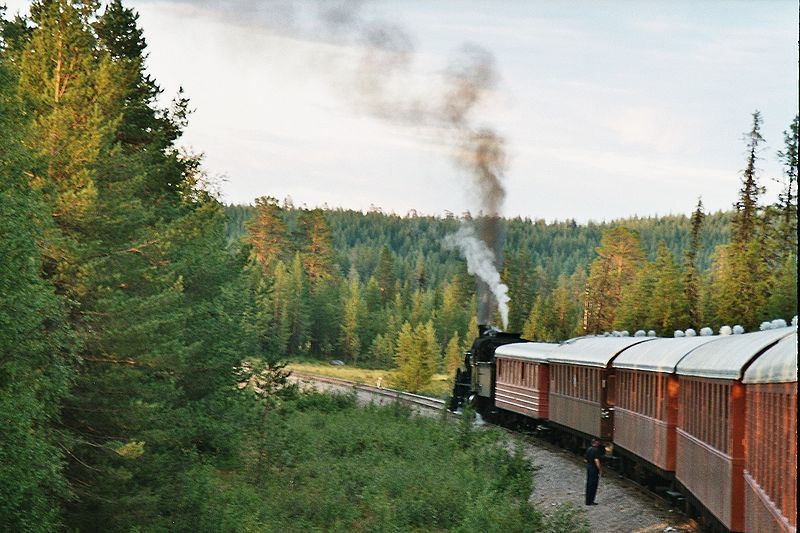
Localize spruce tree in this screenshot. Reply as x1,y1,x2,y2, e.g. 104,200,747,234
341,267,366,363
732,111,765,244
647,242,689,335
684,198,705,329
710,113,771,330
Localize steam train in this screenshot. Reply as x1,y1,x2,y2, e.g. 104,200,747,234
450,322,797,533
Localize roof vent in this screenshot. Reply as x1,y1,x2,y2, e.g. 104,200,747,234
634,330,646,337
685,328,697,337
760,321,772,331
732,325,744,334
647,330,656,337
700,327,713,336
674,330,685,337
719,325,732,335
771,318,787,329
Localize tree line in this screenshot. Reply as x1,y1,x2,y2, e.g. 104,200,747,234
228,112,795,385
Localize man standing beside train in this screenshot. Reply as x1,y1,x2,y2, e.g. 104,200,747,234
584,438,602,505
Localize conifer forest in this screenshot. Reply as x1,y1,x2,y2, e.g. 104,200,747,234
0,1,797,531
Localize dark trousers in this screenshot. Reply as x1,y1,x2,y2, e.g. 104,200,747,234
585,466,599,504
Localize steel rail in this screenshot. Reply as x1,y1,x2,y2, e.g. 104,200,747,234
290,371,447,411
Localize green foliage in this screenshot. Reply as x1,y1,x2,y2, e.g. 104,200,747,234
0,47,74,531
584,227,646,333
236,389,576,532
1,3,260,529
392,320,439,392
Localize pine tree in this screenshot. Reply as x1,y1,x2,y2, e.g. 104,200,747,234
285,254,310,355
247,196,289,268
438,278,467,348
583,227,646,333
504,248,534,331
341,267,366,363
8,4,259,527
393,321,438,392
522,295,557,341
710,113,771,330
647,242,689,335
376,245,396,307
614,262,655,333
774,115,798,252
764,115,799,321
445,331,463,374
732,111,765,244
392,321,415,388
0,55,73,530
684,198,705,330
552,273,580,340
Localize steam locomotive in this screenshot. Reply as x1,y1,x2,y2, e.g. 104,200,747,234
449,323,797,533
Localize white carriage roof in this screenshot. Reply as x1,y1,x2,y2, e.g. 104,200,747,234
676,326,796,380
743,332,798,384
495,342,560,363
547,336,656,368
612,336,724,373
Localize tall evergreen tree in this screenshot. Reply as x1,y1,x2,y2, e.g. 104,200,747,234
684,198,705,330
376,245,396,307
647,242,689,335
614,262,655,333
6,3,258,527
710,113,771,330
765,115,799,320
0,54,74,531
247,196,289,268
583,227,646,333
341,267,366,363
732,111,765,244
444,331,463,374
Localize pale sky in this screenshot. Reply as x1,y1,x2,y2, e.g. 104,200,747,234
4,1,799,222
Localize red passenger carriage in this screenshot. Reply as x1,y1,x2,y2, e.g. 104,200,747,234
674,327,795,532
547,336,653,442
493,342,557,420
742,332,797,533
612,336,722,475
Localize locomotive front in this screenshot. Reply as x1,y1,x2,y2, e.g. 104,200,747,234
448,325,525,414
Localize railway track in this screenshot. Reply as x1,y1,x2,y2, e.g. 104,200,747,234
289,371,448,412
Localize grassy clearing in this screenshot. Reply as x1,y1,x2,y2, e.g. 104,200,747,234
206,389,589,532
286,361,453,398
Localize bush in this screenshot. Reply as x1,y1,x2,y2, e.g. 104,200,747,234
235,389,588,532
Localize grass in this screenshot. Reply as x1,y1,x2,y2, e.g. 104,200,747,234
208,388,590,532
286,361,454,398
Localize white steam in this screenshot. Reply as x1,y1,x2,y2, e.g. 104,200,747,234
443,225,509,329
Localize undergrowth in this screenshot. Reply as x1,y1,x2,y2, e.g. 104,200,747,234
200,389,589,532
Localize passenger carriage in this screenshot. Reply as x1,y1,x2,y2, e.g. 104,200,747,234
546,336,654,443
742,332,797,533
493,342,558,420
674,326,796,532
611,335,723,478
